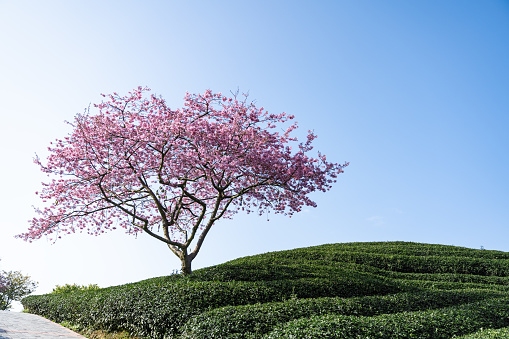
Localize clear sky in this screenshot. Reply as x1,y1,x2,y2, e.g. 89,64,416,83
1,1,508,309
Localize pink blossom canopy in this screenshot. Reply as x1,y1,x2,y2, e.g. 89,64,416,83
19,87,348,252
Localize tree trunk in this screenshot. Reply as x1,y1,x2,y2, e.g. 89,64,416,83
180,251,193,275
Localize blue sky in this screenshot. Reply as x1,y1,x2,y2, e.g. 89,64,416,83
0,1,508,308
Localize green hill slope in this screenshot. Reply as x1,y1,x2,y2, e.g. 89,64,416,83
22,241,509,338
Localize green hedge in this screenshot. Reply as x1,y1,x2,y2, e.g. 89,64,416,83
301,242,509,260
454,326,509,338
22,242,509,338
181,289,504,339
265,250,509,276
175,258,360,282
387,271,509,286
141,243,509,285
396,278,509,293
23,273,403,339
264,297,509,339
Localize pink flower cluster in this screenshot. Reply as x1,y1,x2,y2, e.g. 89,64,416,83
18,87,348,258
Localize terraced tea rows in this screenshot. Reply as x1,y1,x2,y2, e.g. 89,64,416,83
22,241,509,338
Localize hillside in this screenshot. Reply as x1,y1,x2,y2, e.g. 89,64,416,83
22,241,509,338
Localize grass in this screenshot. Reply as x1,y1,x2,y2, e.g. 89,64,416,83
22,241,509,338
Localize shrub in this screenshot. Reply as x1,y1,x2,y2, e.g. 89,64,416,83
52,283,100,294
181,289,504,338
454,326,509,338
23,273,403,338
265,298,509,339
306,242,509,260
396,278,509,292
387,271,509,286
21,242,509,338
267,249,509,276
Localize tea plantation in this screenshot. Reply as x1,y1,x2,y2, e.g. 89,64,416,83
22,241,509,338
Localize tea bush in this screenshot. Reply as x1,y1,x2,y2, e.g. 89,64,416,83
182,289,504,338
21,241,509,338
454,326,509,338
23,274,403,338
265,297,509,339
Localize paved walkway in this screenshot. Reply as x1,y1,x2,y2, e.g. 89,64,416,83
0,311,85,338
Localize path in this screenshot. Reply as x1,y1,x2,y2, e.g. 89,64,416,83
0,311,85,338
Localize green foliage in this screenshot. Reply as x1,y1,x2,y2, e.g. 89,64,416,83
265,298,509,338
181,289,504,338
52,283,100,294
23,275,404,338
256,244,509,276
0,270,38,310
454,326,509,338
21,241,509,338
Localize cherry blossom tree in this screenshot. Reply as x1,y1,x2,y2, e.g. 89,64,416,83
18,87,348,275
